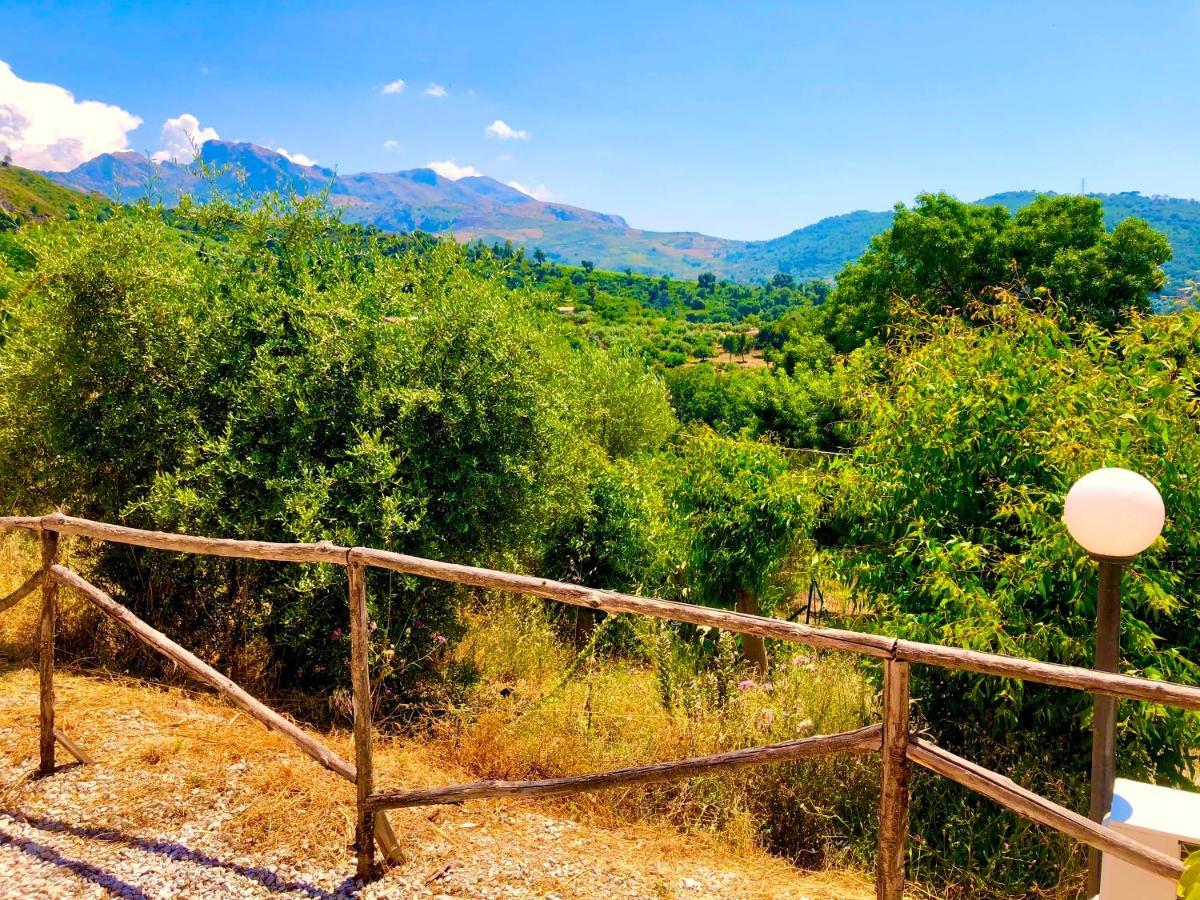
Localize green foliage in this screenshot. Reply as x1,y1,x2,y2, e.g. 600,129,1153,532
541,459,672,594
756,306,834,375
670,430,818,614
504,257,829,371
0,198,659,695
666,363,848,451
835,295,1200,893
0,163,107,235
569,350,675,460
987,190,1200,297
822,193,1172,350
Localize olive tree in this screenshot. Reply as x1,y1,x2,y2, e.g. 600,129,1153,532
0,198,651,696
670,429,818,672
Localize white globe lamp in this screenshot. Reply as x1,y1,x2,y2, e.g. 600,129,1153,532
1064,467,1164,896
1064,467,1164,560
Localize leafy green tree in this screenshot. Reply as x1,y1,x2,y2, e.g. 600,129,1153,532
666,364,759,435
665,364,848,451
757,306,833,374
570,348,676,460
822,193,1171,350
670,430,818,671
542,460,670,644
835,295,1200,890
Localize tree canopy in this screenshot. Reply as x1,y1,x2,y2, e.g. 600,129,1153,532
822,193,1172,350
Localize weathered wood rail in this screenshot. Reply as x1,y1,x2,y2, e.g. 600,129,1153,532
2,512,1197,893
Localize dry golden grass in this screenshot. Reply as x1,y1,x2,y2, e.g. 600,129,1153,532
0,531,46,657
0,530,92,661
434,597,881,867
0,665,874,898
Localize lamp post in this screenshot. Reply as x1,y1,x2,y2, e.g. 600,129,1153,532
1063,467,1165,897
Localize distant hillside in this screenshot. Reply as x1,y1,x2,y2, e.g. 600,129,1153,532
42,144,1200,288
0,162,105,230
46,142,738,277
721,209,895,282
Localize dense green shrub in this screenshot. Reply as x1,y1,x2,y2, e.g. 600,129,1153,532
671,430,818,616
0,198,668,696
666,363,850,451
668,429,821,670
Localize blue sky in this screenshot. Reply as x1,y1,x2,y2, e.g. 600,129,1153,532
3,0,1199,238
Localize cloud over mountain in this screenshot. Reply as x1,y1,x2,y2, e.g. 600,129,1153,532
0,60,142,171
151,113,219,163
507,180,553,201
427,159,483,180
273,146,317,166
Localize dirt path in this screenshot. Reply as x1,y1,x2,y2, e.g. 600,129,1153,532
0,667,873,899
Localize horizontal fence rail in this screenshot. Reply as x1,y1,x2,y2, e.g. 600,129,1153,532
6,514,1200,709
1,511,1196,894
364,725,883,812
907,737,1184,881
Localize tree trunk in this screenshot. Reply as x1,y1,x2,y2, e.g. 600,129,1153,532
735,589,769,675
573,607,596,648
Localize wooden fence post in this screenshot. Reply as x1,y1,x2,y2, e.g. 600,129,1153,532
38,528,60,775
348,560,376,881
877,659,911,899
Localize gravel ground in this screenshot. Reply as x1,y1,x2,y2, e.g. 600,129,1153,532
0,796,839,899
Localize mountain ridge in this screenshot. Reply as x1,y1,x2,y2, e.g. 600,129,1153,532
41,142,1200,287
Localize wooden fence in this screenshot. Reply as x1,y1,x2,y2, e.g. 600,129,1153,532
3,511,1199,896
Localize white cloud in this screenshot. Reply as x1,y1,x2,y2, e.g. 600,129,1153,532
274,147,317,166
150,113,219,164
426,159,482,180
381,79,405,95
484,119,530,141
424,83,447,97
384,139,402,151
507,180,553,201
0,60,142,171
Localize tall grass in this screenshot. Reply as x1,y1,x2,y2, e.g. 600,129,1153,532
0,530,95,661
433,595,880,866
